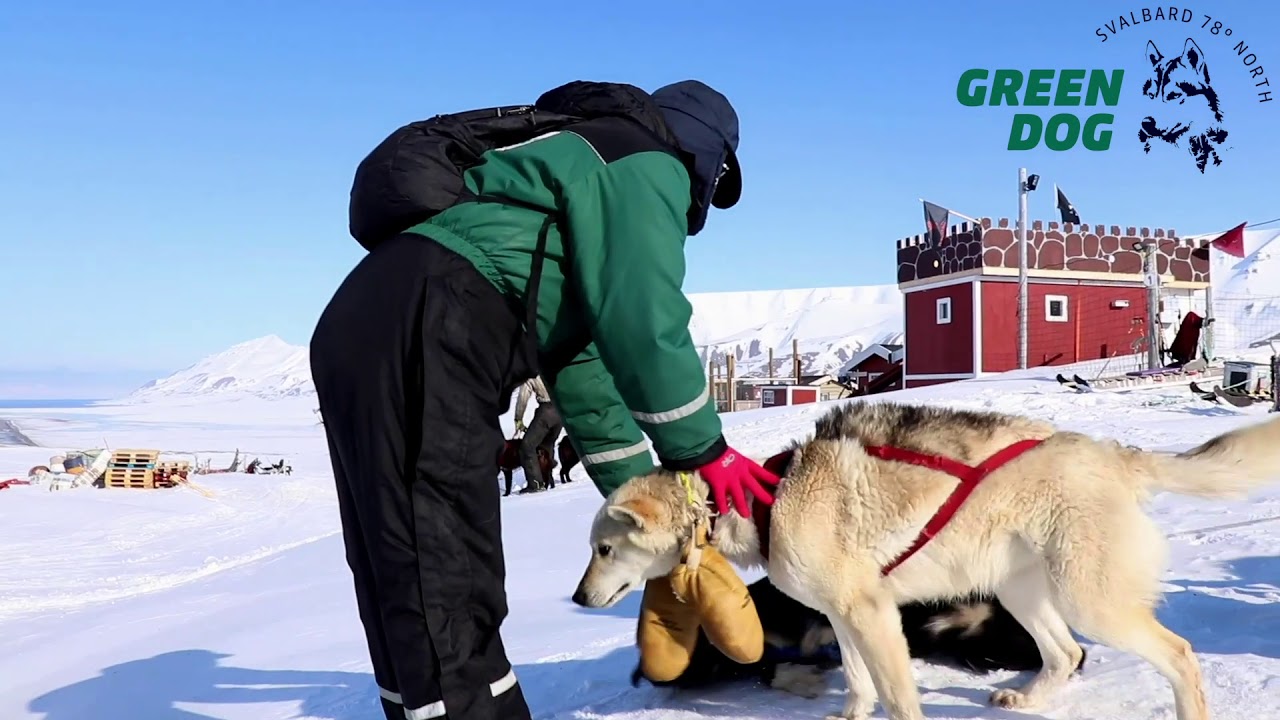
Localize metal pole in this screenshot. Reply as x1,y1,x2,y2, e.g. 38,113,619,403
1144,242,1161,370
1270,352,1279,413
1018,167,1029,370
1203,283,1215,361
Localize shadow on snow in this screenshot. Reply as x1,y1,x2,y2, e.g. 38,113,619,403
25,556,1278,719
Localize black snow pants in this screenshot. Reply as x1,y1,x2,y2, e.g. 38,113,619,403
519,403,562,491
310,234,534,720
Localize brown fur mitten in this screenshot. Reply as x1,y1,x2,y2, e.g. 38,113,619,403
636,573,702,682
668,527,764,664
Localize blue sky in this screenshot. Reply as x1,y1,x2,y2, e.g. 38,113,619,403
3,0,1277,399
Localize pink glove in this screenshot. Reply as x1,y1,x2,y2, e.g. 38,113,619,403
697,446,781,518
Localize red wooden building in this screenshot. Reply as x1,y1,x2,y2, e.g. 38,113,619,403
895,217,1212,389
838,343,904,393
758,374,847,408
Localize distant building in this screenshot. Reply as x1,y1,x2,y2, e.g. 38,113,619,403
895,217,1212,389
838,343,904,393
758,373,849,408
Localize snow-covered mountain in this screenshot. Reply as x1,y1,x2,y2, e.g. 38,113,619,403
689,285,902,378
126,335,312,401
125,285,905,402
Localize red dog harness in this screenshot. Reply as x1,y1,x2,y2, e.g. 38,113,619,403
754,438,1045,576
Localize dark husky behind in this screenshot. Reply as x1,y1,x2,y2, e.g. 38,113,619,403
631,576,1083,693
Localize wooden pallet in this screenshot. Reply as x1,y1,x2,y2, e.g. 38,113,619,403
104,449,162,489
154,461,191,488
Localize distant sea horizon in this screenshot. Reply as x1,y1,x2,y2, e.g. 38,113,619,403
0,399,105,410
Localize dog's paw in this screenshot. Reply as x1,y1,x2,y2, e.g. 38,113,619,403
990,688,1043,710
822,693,873,720
771,663,828,698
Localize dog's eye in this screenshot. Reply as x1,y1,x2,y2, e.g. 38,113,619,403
596,544,612,558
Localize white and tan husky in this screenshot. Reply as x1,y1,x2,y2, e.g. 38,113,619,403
573,401,1280,720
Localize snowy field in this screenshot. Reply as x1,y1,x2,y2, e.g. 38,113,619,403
2,368,1279,720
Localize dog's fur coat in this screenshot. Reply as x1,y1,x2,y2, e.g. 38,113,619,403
574,401,1280,720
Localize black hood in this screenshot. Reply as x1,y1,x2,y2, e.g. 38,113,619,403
651,80,742,236
534,81,681,151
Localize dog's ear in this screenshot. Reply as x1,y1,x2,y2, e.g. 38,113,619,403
606,496,666,530
1182,38,1209,80
789,446,803,472
1146,39,1163,67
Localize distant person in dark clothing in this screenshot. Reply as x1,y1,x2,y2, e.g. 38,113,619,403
513,376,560,492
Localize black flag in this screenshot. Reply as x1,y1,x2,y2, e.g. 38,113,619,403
922,200,949,246
1055,186,1081,224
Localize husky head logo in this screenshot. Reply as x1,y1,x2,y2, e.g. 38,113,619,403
1138,38,1229,172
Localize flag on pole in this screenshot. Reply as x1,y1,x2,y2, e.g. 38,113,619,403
1208,221,1247,258
922,200,949,246
1054,185,1080,224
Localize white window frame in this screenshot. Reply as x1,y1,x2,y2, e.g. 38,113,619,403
935,297,952,324
761,389,776,404
1045,294,1069,323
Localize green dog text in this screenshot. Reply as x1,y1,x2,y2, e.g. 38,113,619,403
957,69,1125,151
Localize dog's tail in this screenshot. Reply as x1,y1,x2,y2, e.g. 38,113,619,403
1146,415,1280,499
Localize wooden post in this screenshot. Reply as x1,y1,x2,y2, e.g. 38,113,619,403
713,358,722,411
727,354,736,413
711,356,721,407
768,347,774,380
715,356,724,413
792,338,800,382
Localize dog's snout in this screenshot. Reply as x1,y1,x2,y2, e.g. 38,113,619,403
571,588,588,606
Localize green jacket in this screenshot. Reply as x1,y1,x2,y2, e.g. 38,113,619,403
403,114,725,496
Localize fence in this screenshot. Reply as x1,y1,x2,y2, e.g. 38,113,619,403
1204,293,1280,359
1015,286,1157,381
1203,293,1280,409
705,339,857,413
1018,287,1280,370
1015,285,1277,405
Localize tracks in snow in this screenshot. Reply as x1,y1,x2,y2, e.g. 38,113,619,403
0,530,341,622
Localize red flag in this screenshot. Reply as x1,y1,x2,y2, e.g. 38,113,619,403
1209,222,1247,258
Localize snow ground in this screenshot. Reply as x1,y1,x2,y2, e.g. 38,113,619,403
2,371,1279,720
